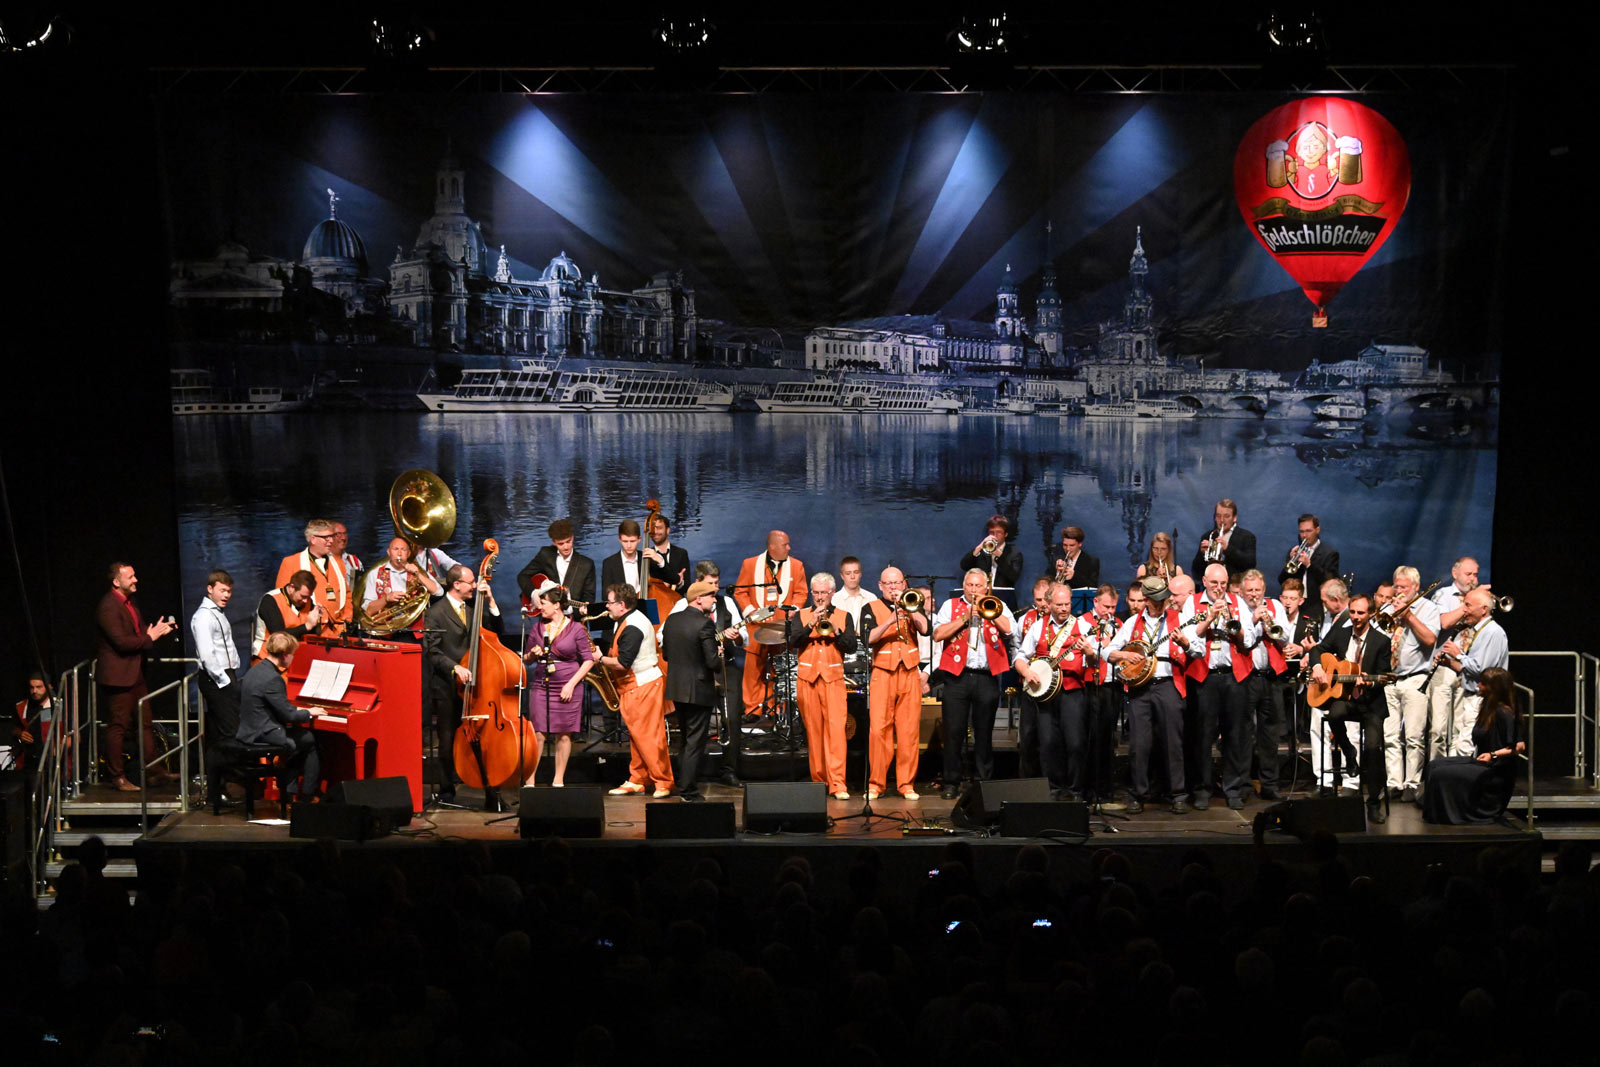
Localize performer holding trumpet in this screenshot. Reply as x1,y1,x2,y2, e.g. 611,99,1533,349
1378,566,1440,802
931,568,1018,799
1277,514,1340,605
1180,563,1260,810
786,572,859,799
1191,498,1256,580
863,567,928,801
959,515,1024,598
1013,581,1093,800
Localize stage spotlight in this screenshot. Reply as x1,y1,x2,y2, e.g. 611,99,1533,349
1261,8,1324,54
657,14,714,51
370,16,435,60
0,8,70,54
953,11,1009,54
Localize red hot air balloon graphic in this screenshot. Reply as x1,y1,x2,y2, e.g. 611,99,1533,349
1234,97,1410,326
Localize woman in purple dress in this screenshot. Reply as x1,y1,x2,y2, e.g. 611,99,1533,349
523,581,594,787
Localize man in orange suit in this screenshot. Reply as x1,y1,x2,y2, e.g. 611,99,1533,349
275,518,351,635
732,530,807,718
863,566,928,800
787,571,858,799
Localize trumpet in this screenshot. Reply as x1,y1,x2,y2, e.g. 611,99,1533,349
979,535,1002,556
1225,599,1242,637
1284,539,1311,575
1491,594,1515,613
812,617,838,640
1202,528,1226,563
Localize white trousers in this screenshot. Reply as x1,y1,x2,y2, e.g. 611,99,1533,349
1383,674,1430,789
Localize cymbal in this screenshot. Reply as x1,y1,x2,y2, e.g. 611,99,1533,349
752,623,788,646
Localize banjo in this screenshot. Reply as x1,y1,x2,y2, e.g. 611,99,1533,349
1021,618,1088,701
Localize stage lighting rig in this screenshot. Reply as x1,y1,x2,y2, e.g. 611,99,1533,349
656,14,714,52
953,10,1009,54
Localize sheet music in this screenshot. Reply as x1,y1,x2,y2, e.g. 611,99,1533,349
300,659,354,702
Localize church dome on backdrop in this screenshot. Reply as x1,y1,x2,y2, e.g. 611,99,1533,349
541,251,583,283
302,216,369,273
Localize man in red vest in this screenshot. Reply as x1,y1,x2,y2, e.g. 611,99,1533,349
1105,576,1192,814
1180,563,1261,810
930,569,1017,799
1013,582,1093,800
1240,569,1293,801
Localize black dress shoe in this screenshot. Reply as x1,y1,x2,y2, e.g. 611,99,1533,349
1258,787,1281,801
679,791,705,803
1170,798,1190,815
1367,805,1387,825
1193,794,1210,811
940,785,960,800
1400,786,1417,804
1125,796,1144,814
1227,796,1246,810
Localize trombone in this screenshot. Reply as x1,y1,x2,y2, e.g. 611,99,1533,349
895,588,924,643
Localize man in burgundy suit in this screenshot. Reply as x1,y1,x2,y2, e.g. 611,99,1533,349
96,561,175,790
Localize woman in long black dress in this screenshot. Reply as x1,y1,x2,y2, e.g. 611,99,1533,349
1422,667,1523,824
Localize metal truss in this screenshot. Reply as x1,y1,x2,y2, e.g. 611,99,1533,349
150,63,1512,96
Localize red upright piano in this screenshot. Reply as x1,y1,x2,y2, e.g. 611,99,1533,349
285,635,425,813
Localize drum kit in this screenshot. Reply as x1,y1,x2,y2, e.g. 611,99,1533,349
744,606,802,748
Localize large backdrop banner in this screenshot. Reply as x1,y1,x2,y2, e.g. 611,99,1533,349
158,90,1506,626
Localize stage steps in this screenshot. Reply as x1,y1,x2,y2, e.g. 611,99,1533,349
1511,777,1600,874
37,780,192,909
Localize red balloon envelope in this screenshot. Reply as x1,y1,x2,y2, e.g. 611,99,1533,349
1233,97,1410,324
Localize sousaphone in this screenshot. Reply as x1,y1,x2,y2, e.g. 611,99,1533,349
353,469,457,634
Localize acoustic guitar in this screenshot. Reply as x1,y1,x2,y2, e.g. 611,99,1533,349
1306,652,1396,708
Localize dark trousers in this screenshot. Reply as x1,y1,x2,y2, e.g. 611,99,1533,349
941,669,1000,783
100,680,157,780
673,701,714,795
1085,683,1122,802
1128,678,1185,800
198,670,241,748
1016,692,1041,779
1247,671,1286,793
1037,688,1087,795
273,728,320,798
1326,699,1385,807
429,689,462,794
1192,671,1251,800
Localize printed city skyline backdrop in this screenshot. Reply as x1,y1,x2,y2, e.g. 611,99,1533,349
158,90,1507,632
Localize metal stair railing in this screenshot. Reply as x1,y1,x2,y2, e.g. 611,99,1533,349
134,657,204,835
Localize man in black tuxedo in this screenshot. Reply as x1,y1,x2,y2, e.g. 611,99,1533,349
1191,498,1257,580
1295,591,1392,823
1278,513,1340,601
516,518,596,608
643,511,691,597
1044,525,1101,602
959,514,1024,599
422,564,502,804
236,632,319,803
663,580,724,800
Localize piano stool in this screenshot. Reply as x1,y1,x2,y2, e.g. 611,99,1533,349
207,739,290,817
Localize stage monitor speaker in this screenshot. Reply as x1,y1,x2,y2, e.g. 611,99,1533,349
646,802,736,839
743,781,829,833
330,776,414,827
519,787,605,839
999,800,1091,838
290,803,392,842
964,778,1053,825
1255,796,1367,841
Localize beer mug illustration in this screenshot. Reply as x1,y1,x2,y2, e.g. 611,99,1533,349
1265,139,1288,188
1336,136,1363,184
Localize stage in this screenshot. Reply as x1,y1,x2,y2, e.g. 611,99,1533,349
132,783,1541,903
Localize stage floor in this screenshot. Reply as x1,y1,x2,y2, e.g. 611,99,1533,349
134,784,1540,902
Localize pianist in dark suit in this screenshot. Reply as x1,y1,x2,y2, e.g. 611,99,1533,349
516,518,597,608
237,631,320,801
422,564,502,803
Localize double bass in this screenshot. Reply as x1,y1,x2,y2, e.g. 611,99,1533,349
640,497,683,628
452,539,541,809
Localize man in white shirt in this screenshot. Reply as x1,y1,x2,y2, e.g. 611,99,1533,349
1104,576,1192,814
1436,587,1510,757
831,556,880,631
1381,565,1441,802
190,569,243,742
1239,570,1292,800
